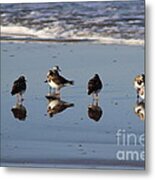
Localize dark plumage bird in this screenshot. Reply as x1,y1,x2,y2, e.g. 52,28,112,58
87,74,103,99
45,66,74,94
11,76,27,102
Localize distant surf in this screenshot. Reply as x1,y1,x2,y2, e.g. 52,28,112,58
1,1,144,46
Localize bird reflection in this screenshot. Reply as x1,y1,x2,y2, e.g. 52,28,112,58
46,93,74,118
88,100,103,122
11,103,27,121
134,100,145,121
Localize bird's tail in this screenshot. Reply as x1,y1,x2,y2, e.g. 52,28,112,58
68,80,74,85
65,103,74,108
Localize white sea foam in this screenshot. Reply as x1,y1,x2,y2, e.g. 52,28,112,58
96,37,144,46
1,25,144,46
1,26,37,38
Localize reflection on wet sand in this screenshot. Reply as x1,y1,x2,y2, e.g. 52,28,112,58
88,100,103,122
46,93,74,118
11,103,27,121
134,100,145,121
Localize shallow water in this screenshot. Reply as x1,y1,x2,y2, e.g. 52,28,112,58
1,42,145,169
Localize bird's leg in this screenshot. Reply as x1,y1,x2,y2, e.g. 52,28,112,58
136,96,140,104
58,89,60,95
49,86,52,95
21,93,24,102
136,90,140,104
92,96,95,105
17,94,23,104
95,98,99,106
136,89,140,101
95,92,99,101
56,88,60,96
92,93,95,103
16,94,20,104
53,88,57,95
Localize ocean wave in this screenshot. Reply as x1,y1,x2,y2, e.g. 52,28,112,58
1,25,144,46
1,1,144,46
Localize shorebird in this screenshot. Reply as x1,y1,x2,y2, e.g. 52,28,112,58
134,74,145,100
87,74,103,100
11,75,27,102
45,66,74,94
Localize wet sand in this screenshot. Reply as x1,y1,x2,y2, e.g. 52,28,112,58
1,42,145,169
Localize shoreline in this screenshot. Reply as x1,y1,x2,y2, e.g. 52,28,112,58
0,40,144,48
0,36,144,47
1,38,93,43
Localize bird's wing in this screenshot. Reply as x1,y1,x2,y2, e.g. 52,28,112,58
96,78,102,89
13,79,20,86
88,78,96,93
51,74,70,85
11,81,20,94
